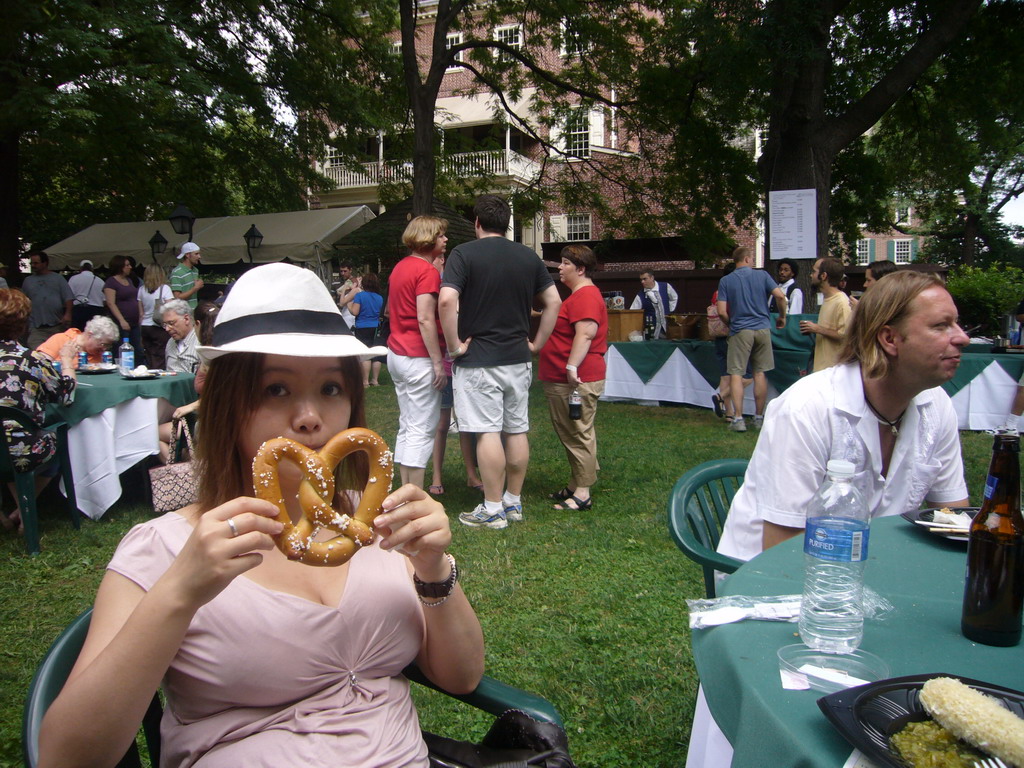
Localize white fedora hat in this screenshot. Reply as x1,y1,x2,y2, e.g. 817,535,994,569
197,263,388,363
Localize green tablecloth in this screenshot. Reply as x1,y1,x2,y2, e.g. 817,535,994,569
690,516,1024,768
610,325,1024,400
611,314,816,391
946,345,1024,395
52,371,197,426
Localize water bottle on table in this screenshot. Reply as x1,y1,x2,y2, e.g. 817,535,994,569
118,336,134,375
799,459,870,654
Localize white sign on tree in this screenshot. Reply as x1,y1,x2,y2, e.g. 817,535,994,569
768,189,816,261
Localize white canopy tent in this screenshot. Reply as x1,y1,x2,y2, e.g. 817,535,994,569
43,207,375,270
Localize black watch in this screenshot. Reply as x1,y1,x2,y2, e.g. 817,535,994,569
414,554,458,599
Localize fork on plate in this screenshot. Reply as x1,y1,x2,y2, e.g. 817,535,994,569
972,758,1008,768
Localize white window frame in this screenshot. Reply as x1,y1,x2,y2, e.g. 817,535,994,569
325,148,345,168
564,107,591,158
855,239,871,266
893,239,913,265
445,32,463,70
560,18,589,58
566,214,592,241
895,205,911,225
494,24,522,61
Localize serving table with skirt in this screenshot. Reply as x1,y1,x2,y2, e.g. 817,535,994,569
48,371,196,519
604,330,1024,431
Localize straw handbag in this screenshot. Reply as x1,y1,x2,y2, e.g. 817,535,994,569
149,417,198,513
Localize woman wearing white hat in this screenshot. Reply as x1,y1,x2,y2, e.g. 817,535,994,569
39,263,484,768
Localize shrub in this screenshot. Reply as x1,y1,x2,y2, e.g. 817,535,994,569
945,263,1024,336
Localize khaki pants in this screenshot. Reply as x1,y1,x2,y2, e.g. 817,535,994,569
542,379,604,487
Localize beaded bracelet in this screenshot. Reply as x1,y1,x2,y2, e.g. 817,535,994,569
414,553,458,607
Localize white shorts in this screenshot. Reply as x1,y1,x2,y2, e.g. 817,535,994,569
387,351,442,468
453,363,531,434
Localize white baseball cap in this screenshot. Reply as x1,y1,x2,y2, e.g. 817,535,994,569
178,242,200,259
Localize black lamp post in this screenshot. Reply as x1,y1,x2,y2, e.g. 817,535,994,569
243,224,264,263
148,230,168,263
169,204,195,241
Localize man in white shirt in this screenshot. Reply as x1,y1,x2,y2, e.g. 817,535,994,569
68,260,107,330
770,259,803,315
336,264,356,329
689,271,971,768
719,269,970,563
629,271,678,338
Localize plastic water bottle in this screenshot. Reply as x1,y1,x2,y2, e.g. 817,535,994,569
118,337,135,374
798,459,870,653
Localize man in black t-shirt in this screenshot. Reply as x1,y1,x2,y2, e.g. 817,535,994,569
439,195,561,529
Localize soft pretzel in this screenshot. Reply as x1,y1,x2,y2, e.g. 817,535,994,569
252,427,394,566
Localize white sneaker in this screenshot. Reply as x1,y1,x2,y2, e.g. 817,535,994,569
504,502,523,522
459,503,508,529
728,417,747,432
753,415,764,430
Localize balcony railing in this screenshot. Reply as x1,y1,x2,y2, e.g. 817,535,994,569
322,150,540,190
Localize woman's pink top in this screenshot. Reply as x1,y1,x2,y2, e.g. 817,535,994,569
108,512,429,767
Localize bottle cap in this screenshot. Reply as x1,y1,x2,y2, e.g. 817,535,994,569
825,459,855,477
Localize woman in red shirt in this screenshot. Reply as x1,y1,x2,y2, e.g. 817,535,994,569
386,217,448,489
538,244,608,511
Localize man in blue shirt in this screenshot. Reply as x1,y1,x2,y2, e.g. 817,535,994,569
716,246,788,431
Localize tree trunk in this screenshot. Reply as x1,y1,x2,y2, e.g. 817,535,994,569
411,91,437,218
0,131,20,282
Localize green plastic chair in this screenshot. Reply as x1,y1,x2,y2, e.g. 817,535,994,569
668,459,748,598
24,609,568,768
0,405,80,555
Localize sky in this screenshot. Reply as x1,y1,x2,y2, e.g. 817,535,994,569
1003,195,1024,234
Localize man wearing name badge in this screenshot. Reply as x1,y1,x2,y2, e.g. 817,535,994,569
629,270,677,339
22,250,74,349
439,194,561,530
686,271,971,768
769,258,803,315
170,242,204,311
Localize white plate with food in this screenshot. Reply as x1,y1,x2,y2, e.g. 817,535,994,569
77,364,117,374
899,507,979,542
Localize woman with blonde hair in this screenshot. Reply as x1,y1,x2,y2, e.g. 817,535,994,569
139,264,173,368
387,216,448,489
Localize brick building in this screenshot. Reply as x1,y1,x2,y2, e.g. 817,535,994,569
308,2,760,271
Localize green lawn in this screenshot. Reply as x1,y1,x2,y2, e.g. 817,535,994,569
0,382,995,768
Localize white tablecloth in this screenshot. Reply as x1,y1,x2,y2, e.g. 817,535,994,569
61,397,162,520
601,346,779,414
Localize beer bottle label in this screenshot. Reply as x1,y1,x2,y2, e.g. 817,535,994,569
983,475,998,500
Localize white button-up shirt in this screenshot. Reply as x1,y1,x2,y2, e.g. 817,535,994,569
718,362,967,563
